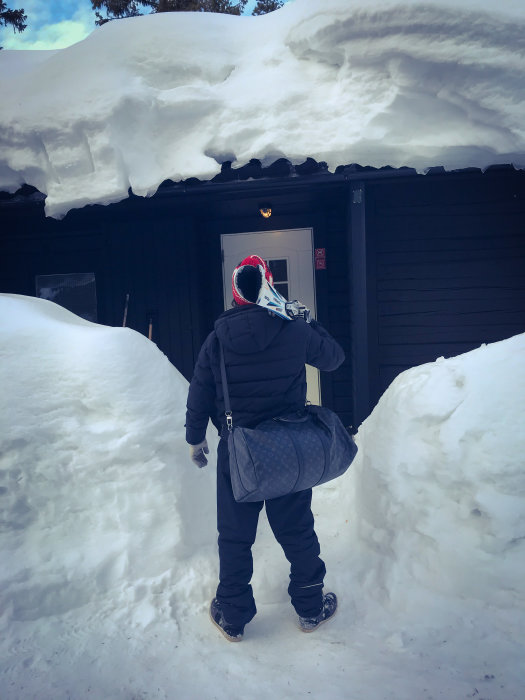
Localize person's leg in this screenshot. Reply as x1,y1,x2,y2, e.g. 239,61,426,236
265,488,326,618
215,438,263,628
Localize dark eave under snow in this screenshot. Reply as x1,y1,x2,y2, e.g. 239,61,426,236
0,158,522,210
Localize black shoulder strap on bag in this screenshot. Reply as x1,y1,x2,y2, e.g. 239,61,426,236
218,339,233,432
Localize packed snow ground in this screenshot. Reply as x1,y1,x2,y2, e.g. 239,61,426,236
1,0,525,217
1,293,524,700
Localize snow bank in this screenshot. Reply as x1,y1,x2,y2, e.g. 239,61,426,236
1,0,525,218
350,335,525,612
1,293,524,699
0,294,217,634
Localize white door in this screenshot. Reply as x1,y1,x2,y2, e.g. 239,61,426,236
221,228,321,405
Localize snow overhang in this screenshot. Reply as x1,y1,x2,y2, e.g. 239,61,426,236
1,1,524,218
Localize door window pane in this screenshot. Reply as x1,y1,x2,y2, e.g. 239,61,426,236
267,258,288,283
265,258,289,299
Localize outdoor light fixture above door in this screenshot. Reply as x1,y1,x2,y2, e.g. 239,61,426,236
259,204,272,218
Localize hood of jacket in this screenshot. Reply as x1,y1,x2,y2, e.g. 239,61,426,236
214,304,286,354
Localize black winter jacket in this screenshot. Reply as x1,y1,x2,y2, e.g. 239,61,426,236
185,304,344,446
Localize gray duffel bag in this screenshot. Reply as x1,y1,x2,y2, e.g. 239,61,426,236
219,341,357,503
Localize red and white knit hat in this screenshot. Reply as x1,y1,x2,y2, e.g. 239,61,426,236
232,254,274,306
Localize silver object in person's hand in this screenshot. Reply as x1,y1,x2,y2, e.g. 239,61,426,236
285,300,311,323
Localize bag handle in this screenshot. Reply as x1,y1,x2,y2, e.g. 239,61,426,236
218,339,233,432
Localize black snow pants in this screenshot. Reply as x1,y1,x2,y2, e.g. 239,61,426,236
215,437,326,628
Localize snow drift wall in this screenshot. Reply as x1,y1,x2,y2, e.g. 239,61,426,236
350,334,525,610
0,0,524,218
0,294,217,630
1,292,524,633
2,293,525,700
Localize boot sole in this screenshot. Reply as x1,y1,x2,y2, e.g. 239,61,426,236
299,601,338,633
209,606,243,642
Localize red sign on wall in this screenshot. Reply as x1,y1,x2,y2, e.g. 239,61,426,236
315,248,326,270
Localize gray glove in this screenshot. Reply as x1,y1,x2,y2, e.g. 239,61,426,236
189,439,209,468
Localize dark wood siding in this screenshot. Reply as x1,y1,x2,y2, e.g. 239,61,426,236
0,179,354,427
319,197,353,429
365,169,525,410
0,197,201,381
3,168,524,428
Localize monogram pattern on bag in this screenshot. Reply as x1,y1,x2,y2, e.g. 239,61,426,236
229,407,358,503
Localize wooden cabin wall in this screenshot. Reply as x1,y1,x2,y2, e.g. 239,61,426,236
0,196,201,382
364,169,525,410
0,181,355,427
317,195,354,428
3,169,524,427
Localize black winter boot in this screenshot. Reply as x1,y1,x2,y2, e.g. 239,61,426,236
209,598,244,642
298,592,337,632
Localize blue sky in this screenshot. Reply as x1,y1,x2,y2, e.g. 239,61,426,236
1,0,292,50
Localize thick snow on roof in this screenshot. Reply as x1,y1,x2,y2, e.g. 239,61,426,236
1,293,524,697
1,0,525,218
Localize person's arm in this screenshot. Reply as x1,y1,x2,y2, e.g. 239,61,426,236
305,319,345,371
185,334,216,446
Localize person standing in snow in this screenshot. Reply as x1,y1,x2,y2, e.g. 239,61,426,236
185,255,344,641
